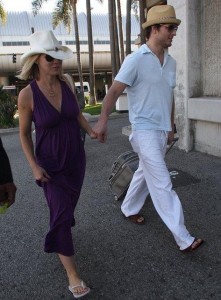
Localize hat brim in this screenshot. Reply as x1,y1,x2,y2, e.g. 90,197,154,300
20,46,73,65
142,18,181,29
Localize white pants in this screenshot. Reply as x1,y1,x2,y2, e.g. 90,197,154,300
121,130,194,250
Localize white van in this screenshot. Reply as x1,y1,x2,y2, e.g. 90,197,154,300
75,82,90,98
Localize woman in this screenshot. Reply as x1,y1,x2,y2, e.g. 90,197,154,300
18,30,95,298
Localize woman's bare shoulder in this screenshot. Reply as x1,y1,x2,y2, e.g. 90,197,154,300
18,84,33,108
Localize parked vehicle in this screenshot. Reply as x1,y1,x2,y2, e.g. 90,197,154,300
75,82,90,98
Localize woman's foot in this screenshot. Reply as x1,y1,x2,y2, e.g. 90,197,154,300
68,280,90,299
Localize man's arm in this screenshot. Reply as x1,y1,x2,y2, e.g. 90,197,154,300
168,96,175,144
93,81,127,142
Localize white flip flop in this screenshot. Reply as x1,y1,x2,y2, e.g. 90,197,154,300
68,281,90,299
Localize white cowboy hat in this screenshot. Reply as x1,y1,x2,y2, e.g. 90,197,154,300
142,5,181,29
20,30,73,64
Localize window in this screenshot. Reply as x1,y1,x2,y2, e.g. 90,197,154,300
3,41,30,46
94,40,110,44
65,41,88,45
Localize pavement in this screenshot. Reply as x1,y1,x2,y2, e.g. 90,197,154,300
0,113,221,300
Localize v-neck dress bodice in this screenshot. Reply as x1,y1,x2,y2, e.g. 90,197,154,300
31,79,85,185
30,79,86,256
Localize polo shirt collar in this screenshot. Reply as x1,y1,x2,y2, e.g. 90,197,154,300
140,44,169,57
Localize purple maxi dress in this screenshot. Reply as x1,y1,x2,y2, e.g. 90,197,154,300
30,80,86,256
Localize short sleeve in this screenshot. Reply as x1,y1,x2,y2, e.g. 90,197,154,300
115,54,138,87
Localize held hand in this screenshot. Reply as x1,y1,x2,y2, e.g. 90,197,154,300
32,164,51,183
0,183,17,207
89,129,97,139
92,120,108,143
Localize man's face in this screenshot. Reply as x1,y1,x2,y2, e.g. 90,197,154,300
156,24,178,48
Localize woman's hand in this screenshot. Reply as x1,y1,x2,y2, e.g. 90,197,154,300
89,129,97,139
32,164,51,182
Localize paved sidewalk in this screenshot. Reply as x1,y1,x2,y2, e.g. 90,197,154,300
0,113,220,300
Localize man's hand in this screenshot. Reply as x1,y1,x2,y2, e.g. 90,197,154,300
168,130,175,145
93,119,108,143
0,182,17,207
92,81,127,142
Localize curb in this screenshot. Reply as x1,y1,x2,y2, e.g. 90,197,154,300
0,127,20,136
0,112,129,135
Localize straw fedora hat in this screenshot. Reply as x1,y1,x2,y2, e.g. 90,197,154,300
142,5,181,29
20,30,73,64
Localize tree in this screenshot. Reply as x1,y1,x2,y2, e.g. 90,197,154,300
125,0,132,55
113,0,120,72
86,0,103,105
108,0,117,79
32,0,103,105
32,0,84,94
70,1,84,92
0,86,17,128
86,0,95,104
139,0,146,44
130,0,146,45
108,0,142,76
116,0,125,63
0,1,7,24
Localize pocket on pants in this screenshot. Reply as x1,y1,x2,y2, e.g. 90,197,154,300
129,131,138,153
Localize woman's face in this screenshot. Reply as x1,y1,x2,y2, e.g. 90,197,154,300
37,54,62,76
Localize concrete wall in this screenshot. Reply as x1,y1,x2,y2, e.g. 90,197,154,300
202,0,221,97
169,0,192,150
188,97,221,156
169,0,221,157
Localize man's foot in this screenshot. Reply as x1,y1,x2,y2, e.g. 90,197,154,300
123,214,145,225
181,238,204,253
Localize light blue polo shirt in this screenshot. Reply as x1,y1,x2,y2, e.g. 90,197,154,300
115,44,176,131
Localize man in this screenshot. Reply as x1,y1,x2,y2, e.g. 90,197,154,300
93,5,203,252
0,137,16,208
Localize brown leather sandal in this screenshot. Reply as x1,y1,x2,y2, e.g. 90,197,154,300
181,238,204,253
123,214,145,225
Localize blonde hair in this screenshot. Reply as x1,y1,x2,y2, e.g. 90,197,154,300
62,73,76,94
17,55,40,80
17,54,64,81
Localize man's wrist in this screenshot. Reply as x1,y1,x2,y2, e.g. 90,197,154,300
98,114,108,124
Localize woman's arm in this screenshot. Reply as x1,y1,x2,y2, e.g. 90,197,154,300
18,86,50,182
77,112,96,139
63,79,96,139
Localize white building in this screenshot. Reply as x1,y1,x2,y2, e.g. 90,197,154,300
167,0,221,157
0,11,139,82
146,0,221,157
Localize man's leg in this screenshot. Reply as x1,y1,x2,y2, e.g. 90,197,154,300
121,161,149,217
135,130,194,250
121,131,149,218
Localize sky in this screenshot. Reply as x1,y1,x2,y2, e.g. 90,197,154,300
3,0,127,14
